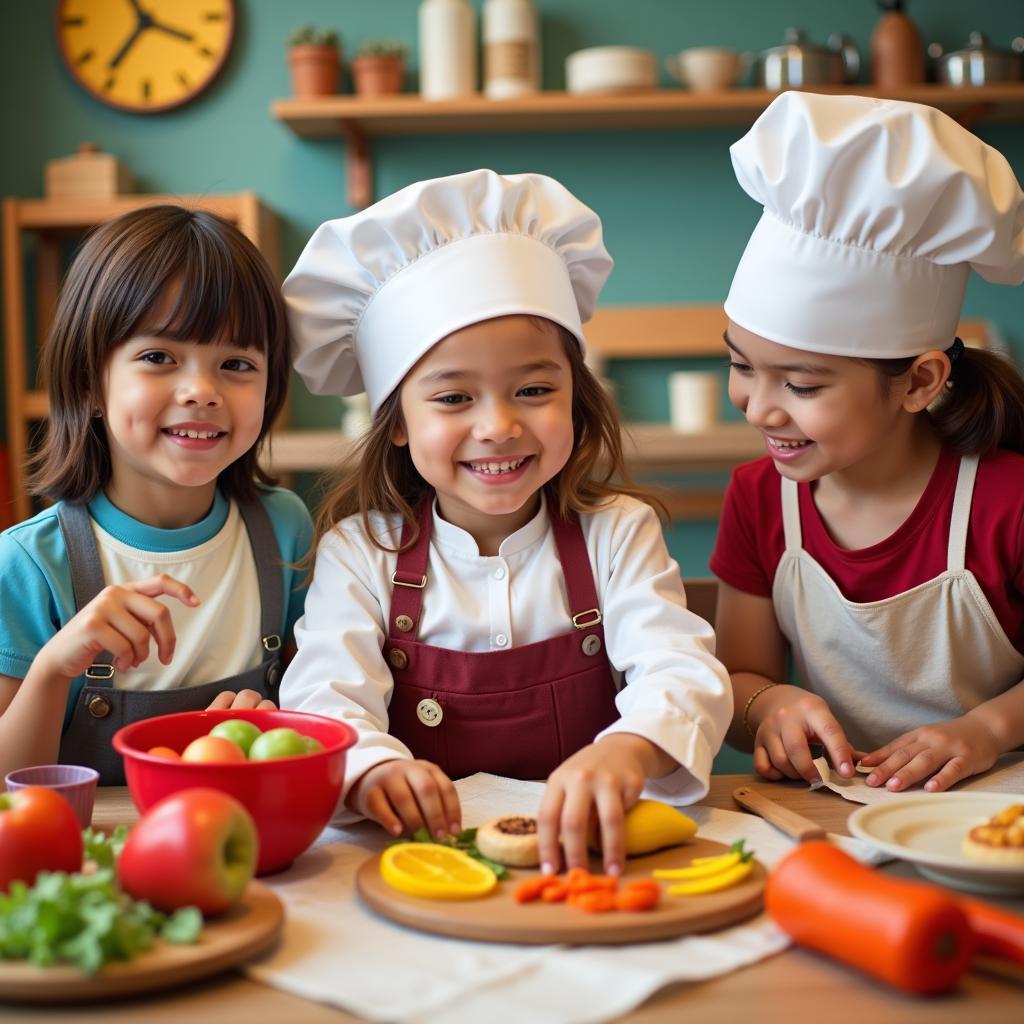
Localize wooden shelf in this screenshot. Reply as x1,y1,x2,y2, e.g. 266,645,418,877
271,84,1024,206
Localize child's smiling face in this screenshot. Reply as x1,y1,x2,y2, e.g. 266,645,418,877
725,320,919,483
393,315,575,547
101,331,268,526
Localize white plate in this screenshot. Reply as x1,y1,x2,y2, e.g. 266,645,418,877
848,793,1024,896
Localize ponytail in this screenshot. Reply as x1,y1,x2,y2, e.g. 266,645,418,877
933,346,1024,455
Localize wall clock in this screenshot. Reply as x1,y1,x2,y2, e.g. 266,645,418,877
56,0,236,113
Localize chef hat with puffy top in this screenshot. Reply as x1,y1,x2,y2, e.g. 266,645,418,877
725,91,1024,359
283,169,613,413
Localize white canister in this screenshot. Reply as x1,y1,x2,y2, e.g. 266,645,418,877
668,371,722,434
566,47,657,94
419,0,477,100
483,0,539,99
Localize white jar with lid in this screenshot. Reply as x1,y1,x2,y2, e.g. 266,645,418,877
483,0,540,99
419,0,477,100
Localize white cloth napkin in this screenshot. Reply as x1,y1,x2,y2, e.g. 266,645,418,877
244,774,881,1024
812,752,1024,807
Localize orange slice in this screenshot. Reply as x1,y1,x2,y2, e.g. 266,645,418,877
380,843,498,900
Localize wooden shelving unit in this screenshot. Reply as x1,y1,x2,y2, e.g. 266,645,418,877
2,192,280,522
270,84,1024,206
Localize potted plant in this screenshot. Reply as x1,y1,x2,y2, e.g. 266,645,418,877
351,41,407,97
287,26,341,98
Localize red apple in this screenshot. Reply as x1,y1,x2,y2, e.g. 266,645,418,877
117,788,257,915
181,735,247,764
0,786,83,892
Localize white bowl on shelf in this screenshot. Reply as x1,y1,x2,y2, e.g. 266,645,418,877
566,47,657,95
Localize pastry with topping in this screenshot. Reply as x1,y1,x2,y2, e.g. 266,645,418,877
962,803,1024,866
475,815,540,868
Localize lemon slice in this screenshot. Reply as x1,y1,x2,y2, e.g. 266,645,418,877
380,843,498,900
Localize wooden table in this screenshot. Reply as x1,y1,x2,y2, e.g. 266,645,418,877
16,775,1023,1022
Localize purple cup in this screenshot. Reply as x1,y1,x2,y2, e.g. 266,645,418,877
5,765,99,828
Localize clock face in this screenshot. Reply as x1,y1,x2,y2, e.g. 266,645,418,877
56,0,236,113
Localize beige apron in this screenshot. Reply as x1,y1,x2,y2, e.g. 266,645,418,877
772,455,1024,751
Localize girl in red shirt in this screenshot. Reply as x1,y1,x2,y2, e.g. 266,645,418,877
711,92,1024,794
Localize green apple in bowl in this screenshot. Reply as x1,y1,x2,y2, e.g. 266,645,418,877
209,718,263,755
248,727,309,761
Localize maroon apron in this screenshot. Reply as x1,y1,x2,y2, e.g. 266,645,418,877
384,495,620,780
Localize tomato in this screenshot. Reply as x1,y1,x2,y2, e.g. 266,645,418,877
117,788,257,915
0,786,83,892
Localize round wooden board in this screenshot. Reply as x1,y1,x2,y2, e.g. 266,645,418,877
0,880,283,1004
356,837,765,945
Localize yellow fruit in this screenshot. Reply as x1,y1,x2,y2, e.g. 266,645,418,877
590,799,698,857
666,860,753,895
380,843,498,900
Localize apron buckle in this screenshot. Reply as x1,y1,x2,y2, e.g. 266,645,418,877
392,571,427,589
571,608,602,629
262,634,282,652
85,663,115,680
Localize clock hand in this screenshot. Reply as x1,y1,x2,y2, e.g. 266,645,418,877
108,23,144,69
149,20,195,43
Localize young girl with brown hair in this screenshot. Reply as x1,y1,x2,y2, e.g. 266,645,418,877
711,92,1024,794
0,205,312,785
281,170,731,875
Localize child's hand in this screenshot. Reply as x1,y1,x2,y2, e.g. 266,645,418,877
537,734,657,876
346,758,461,840
858,716,1001,793
750,684,856,784
35,575,198,681
206,689,277,711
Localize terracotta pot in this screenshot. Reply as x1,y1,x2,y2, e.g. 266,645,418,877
352,55,405,97
288,45,341,98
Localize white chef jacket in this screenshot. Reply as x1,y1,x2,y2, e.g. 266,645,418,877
281,493,732,816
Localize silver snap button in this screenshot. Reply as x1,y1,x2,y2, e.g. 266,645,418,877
88,695,112,718
395,614,414,633
582,634,602,657
388,648,409,670
416,698,443,727
495,633,508,647
493,566,506,580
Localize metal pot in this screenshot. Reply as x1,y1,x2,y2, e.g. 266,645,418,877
928,33,1024,86
757,27,860,90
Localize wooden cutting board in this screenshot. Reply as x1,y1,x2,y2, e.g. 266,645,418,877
356,837,765,945
0,880,283,1004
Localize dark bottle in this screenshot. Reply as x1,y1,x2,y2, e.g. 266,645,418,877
871,0,924,87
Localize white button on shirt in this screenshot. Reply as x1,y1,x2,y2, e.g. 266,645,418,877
494,566,506,580
281,493,733,818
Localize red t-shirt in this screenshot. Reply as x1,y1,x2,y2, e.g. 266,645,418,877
710,446,1024,656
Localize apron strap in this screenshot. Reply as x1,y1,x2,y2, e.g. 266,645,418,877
780,476,802,551
385,492,604,637
387,496,433,638
237,496,285,658
56,502,115,683
947,454,979,574
548,503,602,628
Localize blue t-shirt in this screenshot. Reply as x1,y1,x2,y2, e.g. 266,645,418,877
0,487,313,727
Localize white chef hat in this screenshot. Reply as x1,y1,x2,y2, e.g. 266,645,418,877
283,169,613,413
725,91,1024,358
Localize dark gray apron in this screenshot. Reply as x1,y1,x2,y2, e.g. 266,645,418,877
55,499,284,785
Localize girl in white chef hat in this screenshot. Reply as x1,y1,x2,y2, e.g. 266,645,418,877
282,169,731,874
711,92,1024,794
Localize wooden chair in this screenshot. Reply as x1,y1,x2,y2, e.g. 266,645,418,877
682,578,718,627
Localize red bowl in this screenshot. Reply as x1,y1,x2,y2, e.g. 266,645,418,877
113,709,356,875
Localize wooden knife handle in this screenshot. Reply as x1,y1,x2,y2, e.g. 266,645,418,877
731,786,827,843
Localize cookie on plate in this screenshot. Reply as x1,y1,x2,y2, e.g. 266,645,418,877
475,815,540,868
962,803,1024,866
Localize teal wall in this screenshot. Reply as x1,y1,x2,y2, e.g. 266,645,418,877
3,1,1023,771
